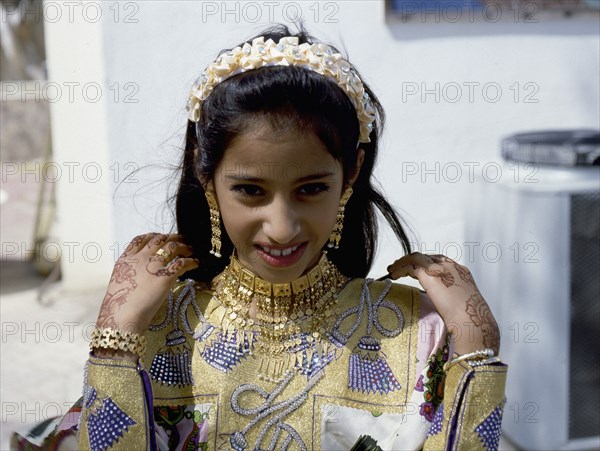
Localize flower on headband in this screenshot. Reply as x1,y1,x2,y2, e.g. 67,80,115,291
186,36,376,144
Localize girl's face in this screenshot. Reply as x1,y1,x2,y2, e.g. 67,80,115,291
208,123,363,283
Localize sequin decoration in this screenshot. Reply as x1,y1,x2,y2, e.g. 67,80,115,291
427,404,444,437
226,371,323,450
474,405,503,450
85,386,97,409
331,279,404,394
293,333,338,379
87,396,136,451
149,330,194,386
201,330,252,373
149,279,207,386
348,335,401,394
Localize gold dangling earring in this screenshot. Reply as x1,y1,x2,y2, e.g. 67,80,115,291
205,191,222,258
328,186,353,249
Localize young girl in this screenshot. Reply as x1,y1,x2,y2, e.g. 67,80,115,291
13,24,506,451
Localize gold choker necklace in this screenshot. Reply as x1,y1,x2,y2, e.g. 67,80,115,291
213,251,348,381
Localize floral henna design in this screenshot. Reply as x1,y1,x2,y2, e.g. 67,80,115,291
425,266,455,288
112,262,138,285
97,288,133,328
146,257,186,277
97,261,138,329
453,262,476,286
429,255,450,264
465,293,500,353
122,235,147,257
147,234,169,249
430,255,476,288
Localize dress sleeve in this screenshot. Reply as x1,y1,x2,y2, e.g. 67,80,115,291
77,354,157,451
423,360,508,450
418,292,508,451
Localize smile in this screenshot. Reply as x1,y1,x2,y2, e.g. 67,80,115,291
260,244,300,257
255,242,307,268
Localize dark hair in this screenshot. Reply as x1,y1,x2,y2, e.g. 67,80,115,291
175,24,412,282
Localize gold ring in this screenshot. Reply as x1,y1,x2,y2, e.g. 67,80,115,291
155,248,169,258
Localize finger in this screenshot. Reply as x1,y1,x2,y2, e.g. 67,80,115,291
387,263,424,281
167,257,200,276
152,242,194,263
167,241,194,258
122,233,159,257
429,254,453,264
387,254,455,289
387,252,436,273
146,233,170,250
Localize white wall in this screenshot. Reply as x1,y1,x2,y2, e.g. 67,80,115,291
47,0,599,285
44,6,114,291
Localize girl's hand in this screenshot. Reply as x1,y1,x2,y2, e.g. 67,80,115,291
95,233,199,335
386,252,500,356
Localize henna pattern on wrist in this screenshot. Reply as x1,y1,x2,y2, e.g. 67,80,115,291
465,293,500,354
97,261,138,330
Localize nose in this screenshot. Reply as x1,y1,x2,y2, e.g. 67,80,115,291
263,195,301,244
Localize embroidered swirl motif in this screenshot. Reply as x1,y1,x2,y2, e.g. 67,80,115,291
224,371,324,450
330,279,403,345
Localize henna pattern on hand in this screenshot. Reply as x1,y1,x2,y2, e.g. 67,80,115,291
97,262,138,329
112,262,138,285
465,293,500,353
97,234,197,332
147,234,169,249
146,257,187,277
431,255,477,288
122,235,146,257
424,266,455,288
453,262,476,286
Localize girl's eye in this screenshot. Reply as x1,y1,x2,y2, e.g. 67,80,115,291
298,183,329,196
232,184,264,197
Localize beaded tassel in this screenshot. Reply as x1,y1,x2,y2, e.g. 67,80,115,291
149,329,194,386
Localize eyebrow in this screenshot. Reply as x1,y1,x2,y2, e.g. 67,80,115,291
224,172,336,183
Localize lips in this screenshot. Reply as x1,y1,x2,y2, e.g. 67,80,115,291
259,244,300,257
255,242,307,267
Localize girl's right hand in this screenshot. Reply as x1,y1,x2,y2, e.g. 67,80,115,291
95,233,199,335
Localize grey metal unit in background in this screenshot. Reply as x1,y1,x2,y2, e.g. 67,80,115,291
467,130,600,450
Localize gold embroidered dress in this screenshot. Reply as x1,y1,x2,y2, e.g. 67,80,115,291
13,255,507,450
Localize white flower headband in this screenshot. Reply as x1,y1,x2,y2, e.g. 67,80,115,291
186,36,376,144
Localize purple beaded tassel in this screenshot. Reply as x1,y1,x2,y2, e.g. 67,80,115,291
149,329,193,386
148,280,201,387
348,336,401,394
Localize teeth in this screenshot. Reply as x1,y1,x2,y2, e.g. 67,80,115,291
261,245,299,257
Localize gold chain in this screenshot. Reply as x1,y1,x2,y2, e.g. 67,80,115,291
213,252,347,382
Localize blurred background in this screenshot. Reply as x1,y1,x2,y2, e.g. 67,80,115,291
1,0,599,449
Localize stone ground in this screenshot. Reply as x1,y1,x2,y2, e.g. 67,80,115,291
0,153,103,449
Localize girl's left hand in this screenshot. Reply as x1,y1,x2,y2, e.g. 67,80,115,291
386,252,500,356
